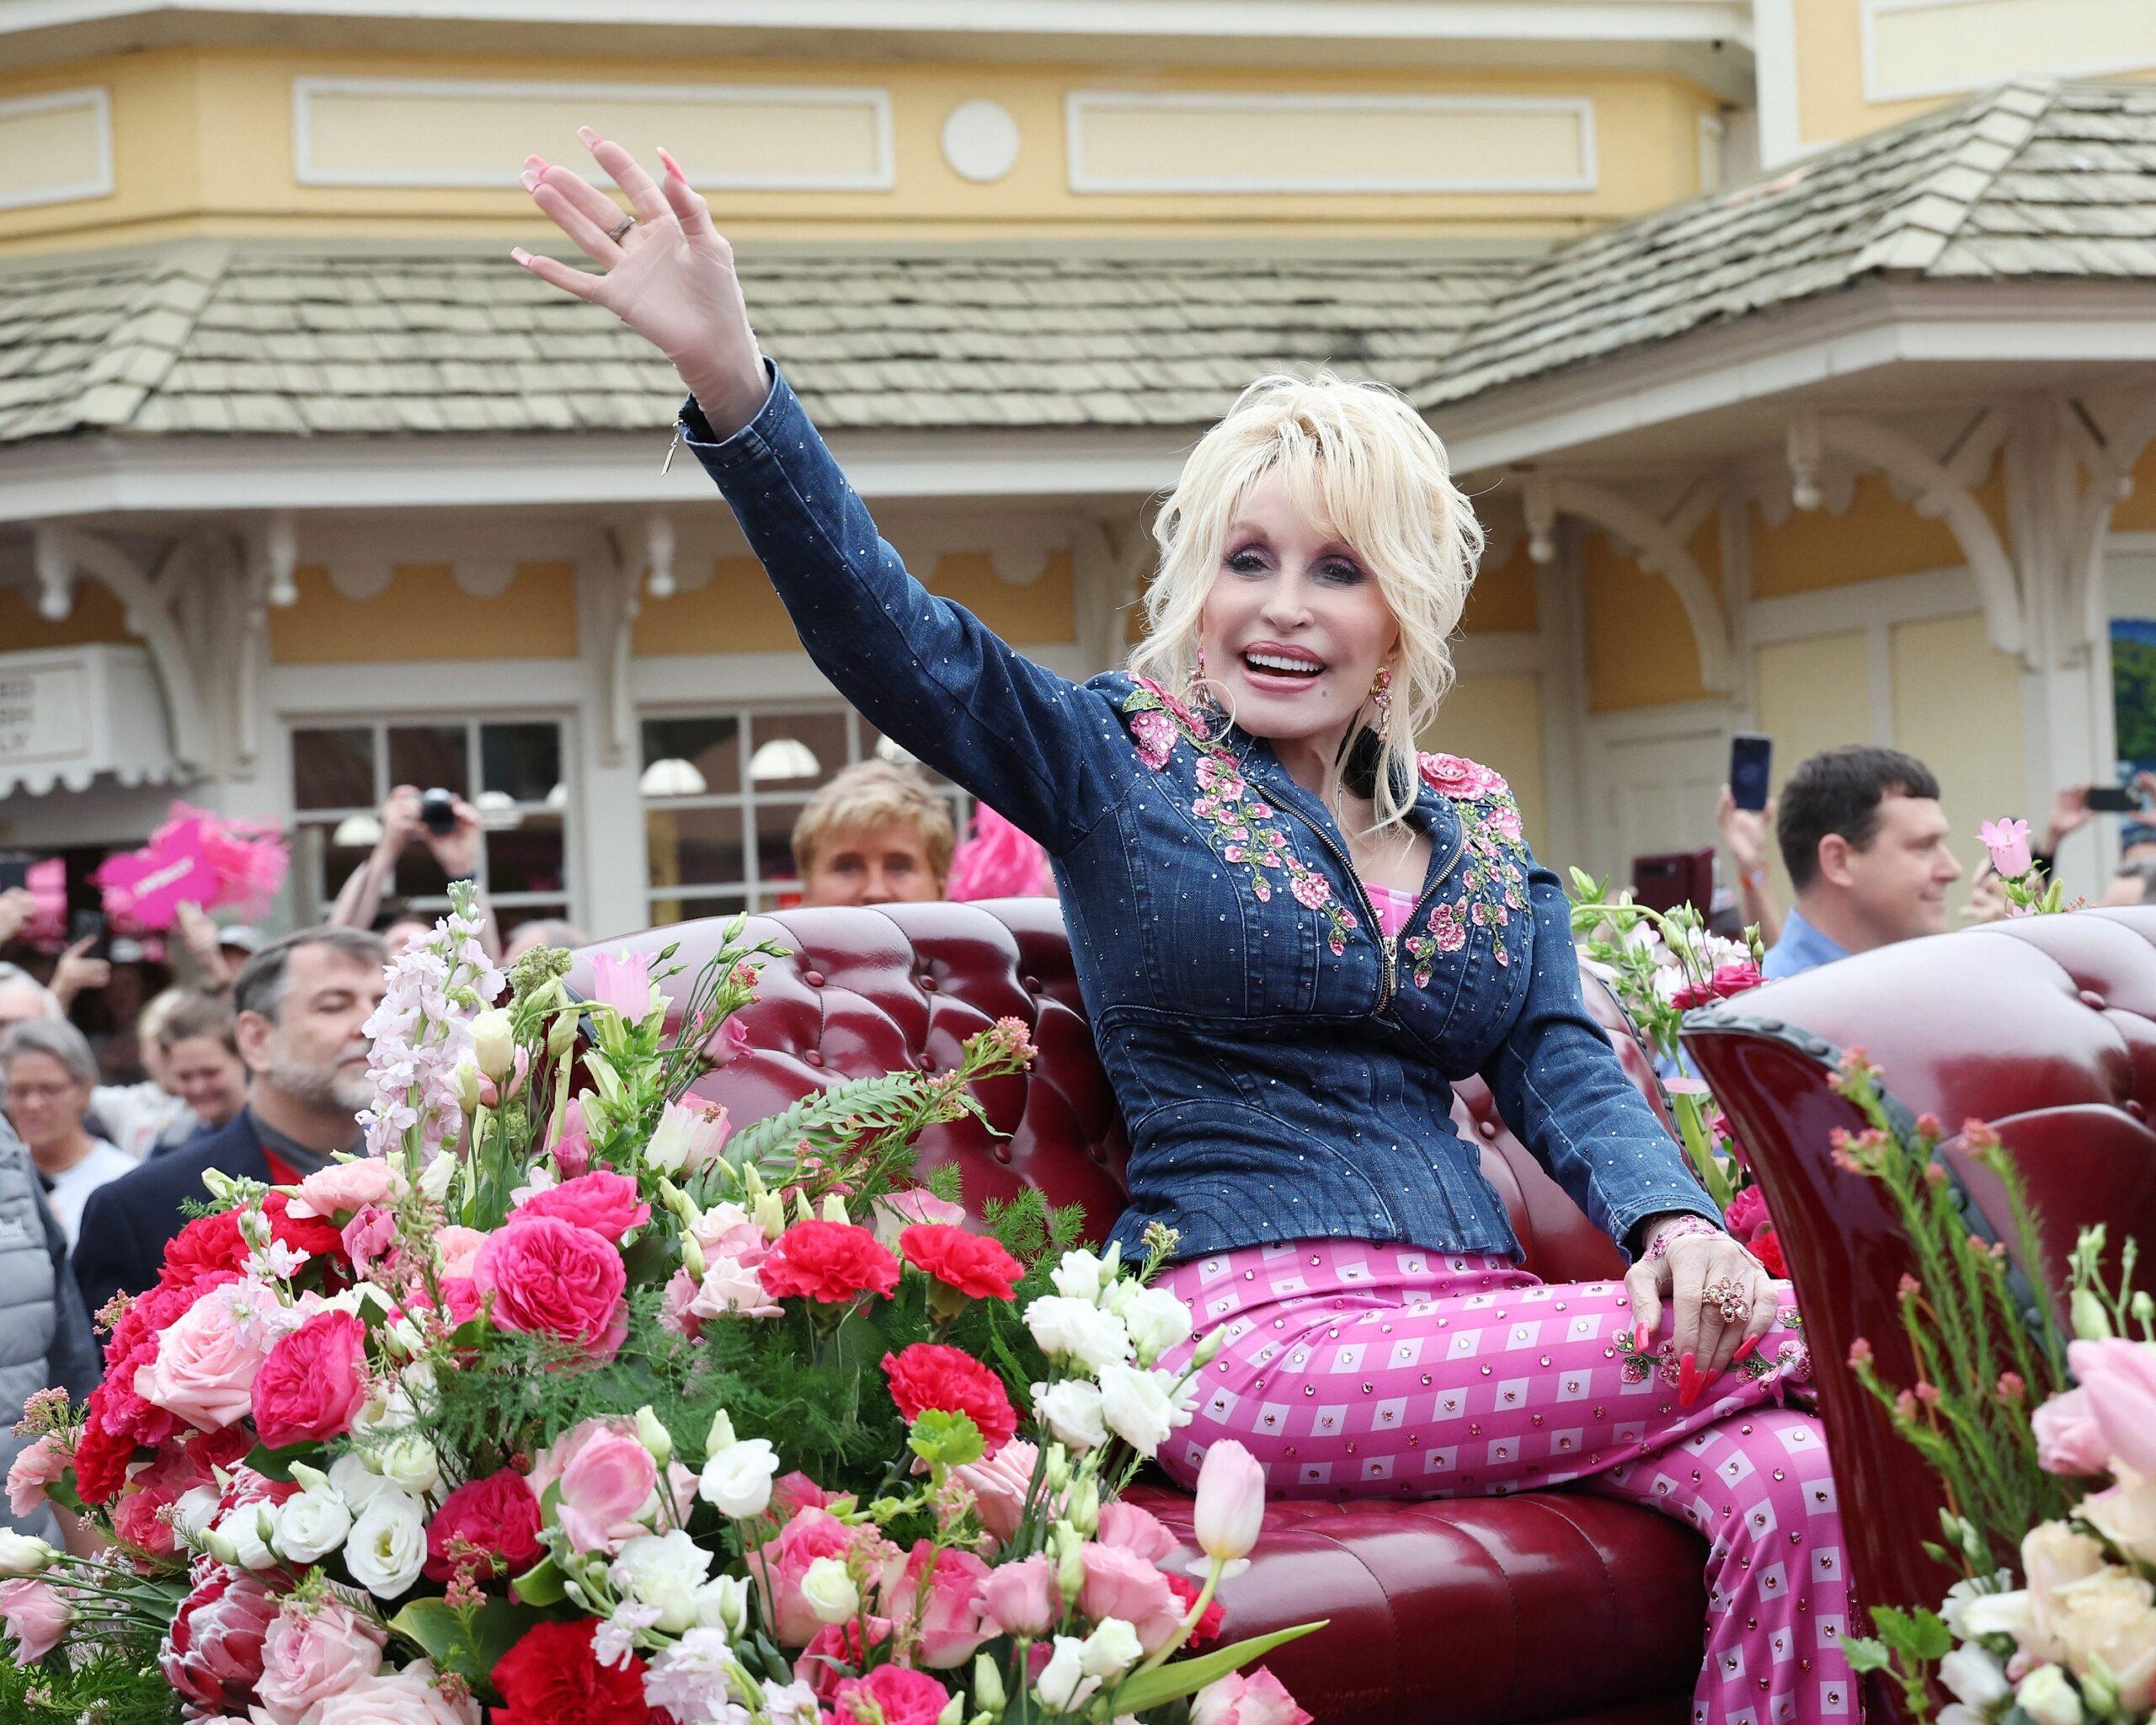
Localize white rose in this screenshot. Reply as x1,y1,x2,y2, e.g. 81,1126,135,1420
1033,1635,1100,1714
2018,1664,2088,1725
610,1530,716,1634
2052,1568,2156,1712
801,1555,860,1625
330,1450,392,1511
273,1487,354,1565
376,1434,442,1498
0,1531,56,1575
1049,1248,1116,1305
1096,1363,1188,1457
1033,1379,1109,1454
1940,1646,2011,1711
698,1439,780,1519
2081,1474,2156,1567
344,1487,429,1599
1111,1285,1194,1365
695,1573,753,1636
1078,1617,1144,1680
1026,1297,1133,1373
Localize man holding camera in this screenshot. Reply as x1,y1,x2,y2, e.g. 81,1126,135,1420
328,783,501,960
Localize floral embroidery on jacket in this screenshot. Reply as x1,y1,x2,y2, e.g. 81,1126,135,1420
1120,680,1362,955
1400,752,1533,988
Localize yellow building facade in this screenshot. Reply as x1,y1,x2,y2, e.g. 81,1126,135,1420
2,2,2152,937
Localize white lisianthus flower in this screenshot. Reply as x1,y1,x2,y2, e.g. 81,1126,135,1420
646,1099,730,1178
1033,1379,1109,1454
694,1573,753,1637
1096,1362,1187,1457
1940,1646,2011,1711
345,1487,429,1598
801,1556,860,1625
1078,1617,1144,1680
1110,1284,1193,1365
418,1151,458,1202
0,1531,56,1575
376,1433,443,1498
1033,1636,1100,1714
610,1530,717,1634
2018,1665,2087,1725
699,1438,780,1519
173,1484,221,1543
1026,1297,1134,1373
1942,1573,2013,1640
1961,1589,2035,1644
330,1450,392,1511
472,1007,515,1081
761,1679,823,1725
218,1505,280,1571
1049,1247,1118,1305
272,1485,353,1565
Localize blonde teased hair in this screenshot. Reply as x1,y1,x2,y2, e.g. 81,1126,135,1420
1128,371,1484,832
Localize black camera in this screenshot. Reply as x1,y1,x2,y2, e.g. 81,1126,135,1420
419,788,459,836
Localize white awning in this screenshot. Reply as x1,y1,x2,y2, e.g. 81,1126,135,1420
0,644,184,798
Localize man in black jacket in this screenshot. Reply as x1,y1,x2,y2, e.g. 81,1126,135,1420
72,925,385,1322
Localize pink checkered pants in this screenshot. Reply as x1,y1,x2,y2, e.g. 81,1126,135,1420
1155,1240,1854,1725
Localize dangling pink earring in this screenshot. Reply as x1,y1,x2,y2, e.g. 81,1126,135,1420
1371,665,1394,740
1187,643,1209,705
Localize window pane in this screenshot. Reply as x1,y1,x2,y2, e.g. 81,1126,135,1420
481,723,562,804
650,890,745,928
755,800,808,891
291,729,376,811
746,710,846,789
641,714,739,797
495,902,569,943
646,805,744,889
388,724,469,798
488,814,566,895
857,725,954,790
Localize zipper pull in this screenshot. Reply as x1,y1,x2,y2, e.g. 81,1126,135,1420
660,424,683,475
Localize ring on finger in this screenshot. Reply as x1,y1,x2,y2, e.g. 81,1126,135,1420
609,213,636,243
1706,1279,1750,1324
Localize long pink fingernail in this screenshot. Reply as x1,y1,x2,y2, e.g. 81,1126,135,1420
1631,1322,1650,1351
657,145,687,183
520,167,541,191
510,247,531,264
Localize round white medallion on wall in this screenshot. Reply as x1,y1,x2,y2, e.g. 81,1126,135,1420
941,100,1020,184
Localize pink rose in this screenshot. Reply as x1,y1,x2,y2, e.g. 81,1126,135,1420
312,1662,479,1725
1722,1186,1768,1239
747,1506,876,1645
881,1541,993,1669
2033,1386,2114,1477
341,1204,398,1269
1097,1498,1179,1563
2072,1338,2156,1477
689,1254,784,1322
0,1576,71,1662
435,1226,488,1280
511,1170,652,1245
691,1200,770,1265
250,1309,369,1450
6,1434,67,1518
772,1472,833,1516
871,1188,969,1251
134,1284,278,1431
253,1599,387,1725
952,1439,1043,1543
528,1418,657,1555
1079,1540,1186,1653
974,1552,1057,1637
472,1216,628,1358
1192,1667,1313,1725
830,1664,953,1725
289,1157,403,1220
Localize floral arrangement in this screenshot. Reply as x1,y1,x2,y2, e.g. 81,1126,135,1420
1,887,1317,1724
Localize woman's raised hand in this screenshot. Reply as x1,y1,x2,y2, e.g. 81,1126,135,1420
513,130,770,439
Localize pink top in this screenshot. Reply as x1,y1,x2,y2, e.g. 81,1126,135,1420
1364,879,1417,940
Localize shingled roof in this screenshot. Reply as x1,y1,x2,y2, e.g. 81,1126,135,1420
1417,78,2156,406
0,243,1519,444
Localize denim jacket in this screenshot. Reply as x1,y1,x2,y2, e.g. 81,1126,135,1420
682,365,1721,1266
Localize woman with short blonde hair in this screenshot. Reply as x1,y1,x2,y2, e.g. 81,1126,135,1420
516,133,1848,1722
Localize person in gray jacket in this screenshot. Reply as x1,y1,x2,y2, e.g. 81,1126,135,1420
0,1112,99,1546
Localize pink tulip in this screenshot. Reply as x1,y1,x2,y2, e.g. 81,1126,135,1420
2070,1339,2156,1477
588,950,656,1021
1193,1439,1266,1570
1979,818,2035,879
0,1576,71,1662
2033,1386,2114,1477
1192,1668,1313,1725
974,1553,1059,1637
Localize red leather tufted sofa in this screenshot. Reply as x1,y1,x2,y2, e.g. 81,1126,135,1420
577,900,1714,1725
1682,907,2156,1635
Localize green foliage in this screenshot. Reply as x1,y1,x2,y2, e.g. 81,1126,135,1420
1107,1623,1328,1715
388,1596,542,1696
2111,631,2156,764
0,1648,183,1724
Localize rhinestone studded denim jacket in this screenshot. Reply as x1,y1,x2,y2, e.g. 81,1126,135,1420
681,365,1720,1266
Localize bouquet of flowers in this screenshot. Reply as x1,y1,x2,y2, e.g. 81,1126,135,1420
2,887,1318,1724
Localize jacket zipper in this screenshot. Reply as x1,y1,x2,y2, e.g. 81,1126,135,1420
1277,799,1464,1016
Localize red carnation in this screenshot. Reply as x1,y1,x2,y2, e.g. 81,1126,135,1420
158,1212,248,1290
262,1192,345,1264
899,1224,1022,1302
759,1220,900,1305
493,1616,659,1725
1752,1227,1787,1279
424,1468,542,1582
881,1343,1017,1455
1163,1567,1225,1648
68,1408,137,1507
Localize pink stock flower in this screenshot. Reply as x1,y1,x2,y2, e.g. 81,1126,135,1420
974,1553,1058,1637
253,1599,387,1725
1191,1667,1314,1725
1193,1439,1266,1572
1096,1498,1178,1563
2032,1386,2114,1477
881,1541,994,1668
1078,1541,1187,1653
287,1157,403,1221
1979,817,2035,879
340,1204,398,1269
0,1576,72,1663
2069,1338,2156,1476
472,1215,629,1358
588,949,657,1021
5,1434,67,1518
512,1170,652,1245
527,1418,657,1555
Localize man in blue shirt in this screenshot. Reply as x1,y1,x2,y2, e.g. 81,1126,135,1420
1763,745,1962,980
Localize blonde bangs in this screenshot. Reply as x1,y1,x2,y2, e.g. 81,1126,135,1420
1130,371,1485,831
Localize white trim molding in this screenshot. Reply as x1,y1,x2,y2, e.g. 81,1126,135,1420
292,76,897,191
0,86,113,212
1065,88,1597,195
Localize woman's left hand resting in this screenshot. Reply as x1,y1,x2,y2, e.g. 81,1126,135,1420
1625,1215,1778,1407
